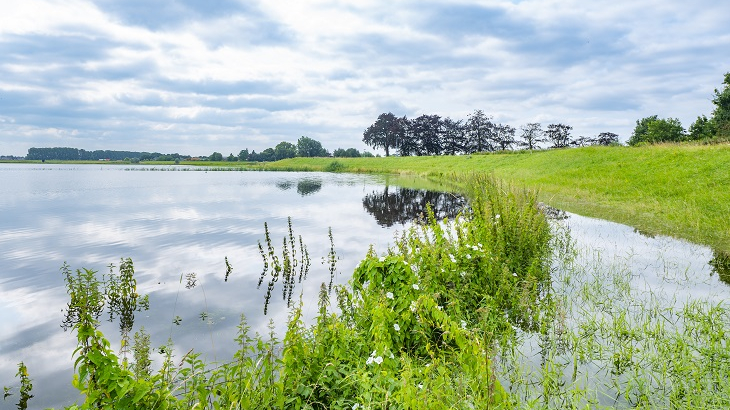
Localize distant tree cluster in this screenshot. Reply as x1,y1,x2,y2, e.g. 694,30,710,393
25,147,187,161
362,111,618,156
629,72,730,145
217,136,373,162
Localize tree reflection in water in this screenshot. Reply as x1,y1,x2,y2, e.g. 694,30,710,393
275,178,323,196
710,250,730,286
362,186,467,227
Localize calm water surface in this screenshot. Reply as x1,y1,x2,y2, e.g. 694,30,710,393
0,164,463,408
0,164,727,409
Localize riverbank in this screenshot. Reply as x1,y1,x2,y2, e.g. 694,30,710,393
197,143,730,254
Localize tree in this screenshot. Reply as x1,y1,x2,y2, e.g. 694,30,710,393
517,123,544,150
493,123,516,151
646,118,685,143
545,123,573,148
712,72,730,138
592,132,619,146
464,109,495,153
238,149,250,161
333,148,361,157
297,136,328,157
362,112,404,157
209,152,223,161
441,117,465,155
688,115,717,141
628,115,659,146
409,114,443,156
227,153,237,162
273,142,297,160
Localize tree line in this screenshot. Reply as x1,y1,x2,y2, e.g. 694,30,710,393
212,136,373,162
629,72,730,145
362,111,618,157
24,147,184,161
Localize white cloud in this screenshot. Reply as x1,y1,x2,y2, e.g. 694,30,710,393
0,0,729,155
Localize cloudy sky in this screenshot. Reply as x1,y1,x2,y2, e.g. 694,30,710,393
1,0,729,157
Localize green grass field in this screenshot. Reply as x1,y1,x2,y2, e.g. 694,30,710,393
198,143,730,253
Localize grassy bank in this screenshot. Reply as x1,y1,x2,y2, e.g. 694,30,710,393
194,144,730,253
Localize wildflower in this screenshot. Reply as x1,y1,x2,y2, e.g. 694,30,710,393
466,254,472,260
394,323,401,332
412,284,419,290
495,214,500,219
389,351,395,359
418,383,424,389
437,305,443,311
448,254,456,263
373,356,383,365
513,272,518,277
477,243,483,249
461,320,467,329
366,356,373,365
353,404,360,410
410,301,417,312
386,292,394,299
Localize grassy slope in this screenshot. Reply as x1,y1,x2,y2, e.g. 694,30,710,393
215,144,730,252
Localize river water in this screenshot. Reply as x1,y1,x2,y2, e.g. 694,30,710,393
0,164,726,409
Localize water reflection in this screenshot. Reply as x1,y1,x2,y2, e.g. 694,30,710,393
361,186,467,227
275,177,323,196
710,250,730,286
297,178,322,196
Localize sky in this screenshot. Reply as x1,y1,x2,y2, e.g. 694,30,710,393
1,0,729,157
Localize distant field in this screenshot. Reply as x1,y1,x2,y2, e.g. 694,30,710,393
225,144,730,253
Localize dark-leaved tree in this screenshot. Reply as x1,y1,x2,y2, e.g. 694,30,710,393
545,123,573,148
517,123,544,150
362,112,405,157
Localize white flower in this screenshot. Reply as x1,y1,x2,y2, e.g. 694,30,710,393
513,272,518,277
477,243,483,249
461,320,467,329
449,254,456,263
386,292,394,299
410,301,417,312
437,305,443,311
373,356,383,365
389,351,395,359
371,350,377,357
412,284,419,290
495,214,500,219
366,357,373,365
353,404,360,410
466,254,472,260
394,323,401,331
418,383,424,389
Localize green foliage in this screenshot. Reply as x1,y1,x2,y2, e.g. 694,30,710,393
630,116,685,145
208,152,223,161
274,141,298,160
296,136,329,157
713,72,730,138
324,160,345,172
688,115,717,140
3,362,34,410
